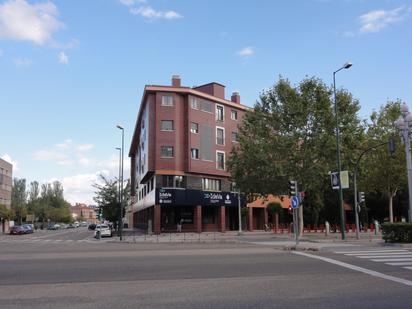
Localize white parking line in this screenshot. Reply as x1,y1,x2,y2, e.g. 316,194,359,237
293,251,412,287
386,262,412,266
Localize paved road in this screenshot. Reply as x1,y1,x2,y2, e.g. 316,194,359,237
1,230,412,309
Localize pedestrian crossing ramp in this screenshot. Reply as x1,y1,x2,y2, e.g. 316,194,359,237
334,249,412,271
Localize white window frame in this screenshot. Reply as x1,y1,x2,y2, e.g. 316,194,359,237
191,148,199,160
231,110,238,120
231,131,238,143
161,120,174,131
216,151,225,170
191,97,199,110
216,104,224,122
216,126,225,146
161,95,174,106
191,122,199,134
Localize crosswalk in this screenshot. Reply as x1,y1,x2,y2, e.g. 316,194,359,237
0,237,100,244
334,249,412,271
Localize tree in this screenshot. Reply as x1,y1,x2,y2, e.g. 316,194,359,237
228,76,364,230
11,178,27,225
266,202,283,230
361,101,406,222
93,175,130,229
0,204,14,233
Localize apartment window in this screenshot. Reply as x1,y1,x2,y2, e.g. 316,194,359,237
191,148,199,159
202,178,221,191
231,110,238,120
216,105,224,122
216,151,225,170
191,98,199,110
231,132,238,142
201,101,213,113
162,175,185,188
216,127,224,145
161,95,173,106
160,146,174,158
161,120,174,131
190,122,198,134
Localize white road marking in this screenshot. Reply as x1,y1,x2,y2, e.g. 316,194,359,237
344,250,408,256
371,258,412,262
335,250,408,254
293,251,412,286
386,262,412,266
404,267,412,270
358,254,412,259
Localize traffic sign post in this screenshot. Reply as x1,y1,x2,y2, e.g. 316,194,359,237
289,181,300,245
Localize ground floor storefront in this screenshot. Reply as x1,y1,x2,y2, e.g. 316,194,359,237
132,204,242,234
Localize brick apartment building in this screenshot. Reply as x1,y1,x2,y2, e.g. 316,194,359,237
128,76,250,233
71,203,98,224
0,158,13,234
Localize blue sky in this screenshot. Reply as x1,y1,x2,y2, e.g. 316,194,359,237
1,0,411,204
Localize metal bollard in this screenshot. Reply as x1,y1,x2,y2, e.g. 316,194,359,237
325,221,330,237
374,220,380,235
96,230,101,240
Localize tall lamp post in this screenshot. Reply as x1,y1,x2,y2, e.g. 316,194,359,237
116,147,121,235
333,61,352,240
395,104,412,223
116,125,124,241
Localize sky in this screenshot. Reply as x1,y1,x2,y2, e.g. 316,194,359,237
1,0,411,205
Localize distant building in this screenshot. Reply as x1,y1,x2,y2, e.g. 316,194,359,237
128,75,250,233
0,158,12,234
71,203,98,224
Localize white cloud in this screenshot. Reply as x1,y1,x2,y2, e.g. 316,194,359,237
57,159,73,166
55,139,72,150
359,6,411,33
119,0,146,6
0,0,64,45
1,153,18,171
130,6,183,19
61,172,104,205
51,38,79,49
58,51,68,64
13,57,31,67
237,47,255,57
77,144,94,152
78,157,91,166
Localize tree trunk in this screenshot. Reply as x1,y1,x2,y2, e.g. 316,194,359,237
275,212,279,230
389,195,394,223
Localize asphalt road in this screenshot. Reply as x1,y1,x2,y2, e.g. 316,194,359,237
1,229,412,309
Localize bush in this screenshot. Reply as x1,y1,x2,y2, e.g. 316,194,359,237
381,223,412,243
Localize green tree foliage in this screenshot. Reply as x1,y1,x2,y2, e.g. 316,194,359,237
11,178,27,225
0,204,14,233
360,101,406,222
93,175,130,228
228,77,364,225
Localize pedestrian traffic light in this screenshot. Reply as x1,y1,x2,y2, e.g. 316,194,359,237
358,191,365,204
289,180,297,196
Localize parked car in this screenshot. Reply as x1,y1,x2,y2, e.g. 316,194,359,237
9,226,25,235
22,224,34,234
67,223,76,228
88,223,96,230
74,221,80,228
94,224,112,238
47,223,61,230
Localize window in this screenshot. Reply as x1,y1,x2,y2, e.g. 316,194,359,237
162,175,185,188
161,120,174,131
216,105,224,122
216,127,224,145
160,146,174,158
216,151,225,170
191,98,199,110
161,95,173,106
231,132,238,142
202,178,221,191
231,110,238,120
191,122,199,134
201,100,213,113
191,148,199,159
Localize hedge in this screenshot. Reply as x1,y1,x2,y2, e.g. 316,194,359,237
381,223,412,243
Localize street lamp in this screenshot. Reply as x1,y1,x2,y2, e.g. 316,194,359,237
115,147,121,234
333,61,352,240
395,104,412,223
116,125,124,241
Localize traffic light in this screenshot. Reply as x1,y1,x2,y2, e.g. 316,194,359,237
358,191,365,204
289,180,297,196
